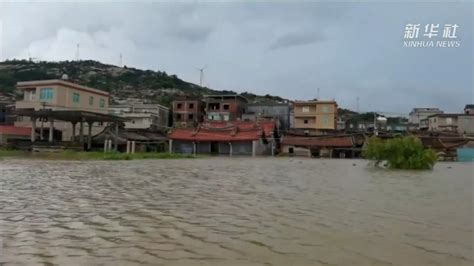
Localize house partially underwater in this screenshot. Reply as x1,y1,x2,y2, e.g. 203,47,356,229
168,120,277,156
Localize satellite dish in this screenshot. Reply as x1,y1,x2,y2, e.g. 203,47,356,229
61,74,69,80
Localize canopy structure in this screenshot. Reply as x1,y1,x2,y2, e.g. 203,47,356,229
14,109,127,150
14,109,126,123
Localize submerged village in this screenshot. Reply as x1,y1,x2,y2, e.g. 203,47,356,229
0,62,473,162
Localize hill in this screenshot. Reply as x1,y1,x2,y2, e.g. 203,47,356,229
0,59,286,106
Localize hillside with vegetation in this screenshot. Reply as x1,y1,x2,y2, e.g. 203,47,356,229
0,59,286,106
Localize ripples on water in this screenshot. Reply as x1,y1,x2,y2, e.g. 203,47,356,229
0,158,472,265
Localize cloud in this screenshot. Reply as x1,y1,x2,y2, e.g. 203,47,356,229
0,2,471,113
269,31,326,50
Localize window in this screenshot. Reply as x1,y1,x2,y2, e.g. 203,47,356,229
446,117,452,125
223,114,229,121
188,103,194,109
72,93,80,103
188,114,194,120
177,114,182,120
177,103,183,109
304,119,309,124
302,106,310,112
321,106,329,113
39,88,54,101
89,96,94,106
99,99,106,108
223,104,230,110
322,116,329,125
289,147,294,154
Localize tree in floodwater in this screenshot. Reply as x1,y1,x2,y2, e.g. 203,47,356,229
362,136,437,170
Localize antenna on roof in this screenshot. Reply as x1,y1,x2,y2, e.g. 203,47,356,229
119,53,123,67
75,43,80,61
197,64,207,87
317,88,320,100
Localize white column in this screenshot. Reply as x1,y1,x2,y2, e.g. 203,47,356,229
169,140,173,153
252,140,257,157
114,123,119,152
71,122,76,142
229,142,233,157
79,120,84,144
48,119,54,143
126,141,131,154
87,122,93,150
104,140,108,153
31,117,37,142
131,141,136,154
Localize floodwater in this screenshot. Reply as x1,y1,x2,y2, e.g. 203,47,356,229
0,158,472,266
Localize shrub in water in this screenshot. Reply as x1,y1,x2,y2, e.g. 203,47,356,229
362,136,437,170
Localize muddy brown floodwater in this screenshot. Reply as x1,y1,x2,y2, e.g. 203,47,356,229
0,158,472,265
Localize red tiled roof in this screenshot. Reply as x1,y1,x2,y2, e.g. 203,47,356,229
281,135,353,147
169,120,275,142
0,125,31,136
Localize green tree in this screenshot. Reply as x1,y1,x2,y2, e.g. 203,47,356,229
363,136,437,169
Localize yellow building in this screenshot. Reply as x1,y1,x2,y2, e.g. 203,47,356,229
292,100,338,131
15,79,110,141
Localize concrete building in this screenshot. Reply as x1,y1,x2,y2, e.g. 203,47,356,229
168,120,276,156
109,103,169,130
280,134,355,158
292,100,338,133
0,125,31,146
428,113,462,132
243,103,291,130
457,115,474,135
204,95,248,122
409,108,444,125
14,79,111,142
172,97,204,128
464,104,474,115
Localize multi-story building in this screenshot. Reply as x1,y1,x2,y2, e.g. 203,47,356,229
109,103,169,130
292,100,338,132
428,113,461,132
243,103,291,130
409,108,444,125
14,79,110,141
464,104,474,115
204,95,248,122
457,114,474,135
171,97,204,128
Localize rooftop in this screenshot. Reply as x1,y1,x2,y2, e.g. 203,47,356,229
169,120,275,142
14,109,126,123
203,94,249,103
0,125,31,136
281,134,353,148
293,100,337,104
17,79,109,97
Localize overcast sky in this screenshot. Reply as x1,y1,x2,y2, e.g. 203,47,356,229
0,1,472,113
